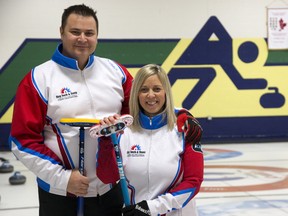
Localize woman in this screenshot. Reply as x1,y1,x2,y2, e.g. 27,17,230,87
118,64,204,216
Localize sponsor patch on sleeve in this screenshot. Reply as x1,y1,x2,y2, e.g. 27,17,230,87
193,142,203,153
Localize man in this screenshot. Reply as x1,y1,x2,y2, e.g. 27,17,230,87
10,4,132,216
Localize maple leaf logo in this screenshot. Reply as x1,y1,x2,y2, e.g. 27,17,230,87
279,18,287,31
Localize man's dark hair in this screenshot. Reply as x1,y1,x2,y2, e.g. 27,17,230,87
61,4,98,32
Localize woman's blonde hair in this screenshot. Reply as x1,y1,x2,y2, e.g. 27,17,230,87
129,64,176,131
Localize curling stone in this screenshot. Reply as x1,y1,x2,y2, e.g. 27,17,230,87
9,171,26,185
0,158,14,173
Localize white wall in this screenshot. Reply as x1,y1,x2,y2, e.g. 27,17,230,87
0,0,286,67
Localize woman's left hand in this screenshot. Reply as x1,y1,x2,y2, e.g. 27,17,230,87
176,109,203,144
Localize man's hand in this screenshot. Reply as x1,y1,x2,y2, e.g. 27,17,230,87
67,170,89,197
122,200,151,216
176,109,203,144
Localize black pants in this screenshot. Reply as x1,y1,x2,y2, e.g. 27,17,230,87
38,183,123,216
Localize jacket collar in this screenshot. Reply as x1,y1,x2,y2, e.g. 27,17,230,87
139,111,167,130
51,43,94,70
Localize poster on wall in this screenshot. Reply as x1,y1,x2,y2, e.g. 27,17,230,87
267,8,288,50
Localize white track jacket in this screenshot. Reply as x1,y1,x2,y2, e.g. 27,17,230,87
9,44,133,197
119,111,204,216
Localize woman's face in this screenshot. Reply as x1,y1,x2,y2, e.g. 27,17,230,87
138,75,166,117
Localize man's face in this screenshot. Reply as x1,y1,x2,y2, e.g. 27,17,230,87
60,13,98,67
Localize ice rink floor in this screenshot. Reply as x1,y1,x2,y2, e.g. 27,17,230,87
1,142,288,216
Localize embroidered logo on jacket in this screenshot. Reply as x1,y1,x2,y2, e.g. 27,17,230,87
127,144,146,157
193,142,203,153
56,87,78,101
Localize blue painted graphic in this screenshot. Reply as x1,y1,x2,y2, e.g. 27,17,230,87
172,16,268,109
198,200,288,216
260,87,285,108
204,149,242,160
